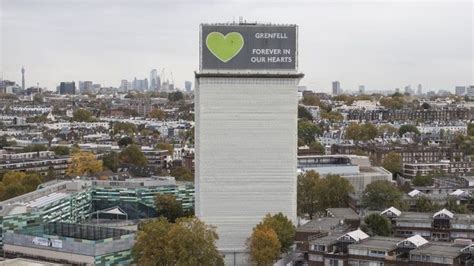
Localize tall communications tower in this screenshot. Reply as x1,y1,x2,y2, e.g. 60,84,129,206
21,67,25,90
195,23,302,265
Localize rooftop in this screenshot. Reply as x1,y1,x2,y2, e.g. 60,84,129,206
349,236,400,251
411,242,464,258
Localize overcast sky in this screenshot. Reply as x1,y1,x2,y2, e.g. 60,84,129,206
1,0,473,92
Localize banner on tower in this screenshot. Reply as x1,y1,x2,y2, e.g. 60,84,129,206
200,24,297,71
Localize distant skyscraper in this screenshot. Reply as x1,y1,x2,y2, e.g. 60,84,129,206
332,81,341,95
120,80,129,91
21,67,25,91
184,81,192,92
404,85,413,95
149,69,161,91
455,86,466,96
417,84,423,95
467,86,474,98
358,85,365,94
132,78,148,91
58,82,76,95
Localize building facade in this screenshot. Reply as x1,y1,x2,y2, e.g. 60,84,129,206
195,23,301,265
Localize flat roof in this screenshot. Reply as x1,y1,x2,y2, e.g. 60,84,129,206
297,217,344,233
349,236,401,251
327,208,359,220
410,242,462,258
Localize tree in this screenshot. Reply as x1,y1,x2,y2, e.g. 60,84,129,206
154,194,184,222
72,108,95,122
302,95,320,106
21,172,42,192
297,171,321,219
363,214,391,236
256,213,295,253
382,152,402,174
132,217,223,265
321,111,343,122
102,152,119,172
309,141,325,155
446,198,469,214
248,226,281,266
361,180,403,210
298,106,313,121
113,122,137,135
298,120,322,145
51,146,70,156
119,144,147,166
168,91,184,102
377,124,398,137
345,123,377,141
399,124,420,136
148,108,166,120
156,142,174,155
0,171,43,200
4,183,26,200
170,166,193,181
66,151,103,176
33,94,44,104
318,174,354,210
118,136,134,147
132,217,174,265
412,174,434,186
415,196,439,212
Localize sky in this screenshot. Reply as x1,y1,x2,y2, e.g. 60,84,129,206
1,0,473,93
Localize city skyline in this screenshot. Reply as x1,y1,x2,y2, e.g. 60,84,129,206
1,0,473,92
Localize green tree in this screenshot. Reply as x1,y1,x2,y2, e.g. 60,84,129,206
256,213,295,253
168,91,184,102
415,196,438,212
72,108,95,122
148,108,166,120
132,217,223,265
318,174,354,210
51,146,70,156
113,122,137,135
399,124,420,136
412,174,434,186
102,152,119,172
361,180,403,210
154,194,184,222
118,136,134,147
298,120,322,145
4,183,26,200
298,106,313,120
362,214,391,236
297,171,321,219
309,141,325,155
248,226,281,266
446,198,469,214
170,166,193,181
382,152,402,174
119,144,147,166
302,95,320,106
21,172,42,192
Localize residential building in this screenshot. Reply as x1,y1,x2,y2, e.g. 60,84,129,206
195,23,301,265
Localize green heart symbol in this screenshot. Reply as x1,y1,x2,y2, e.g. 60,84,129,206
206,32,244,63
